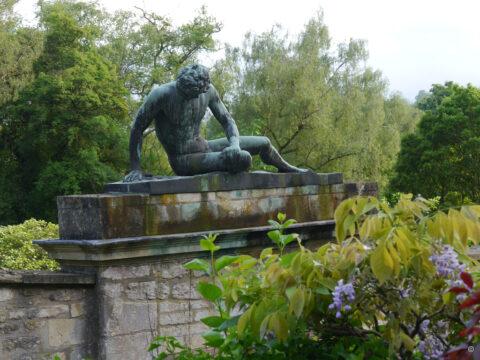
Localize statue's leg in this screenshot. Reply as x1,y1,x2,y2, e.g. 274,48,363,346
208,136,307,173
169,150,251,176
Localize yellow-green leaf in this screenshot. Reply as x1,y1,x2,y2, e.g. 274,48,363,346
370,243,393,284
237,307,251,337
400,333,416,352
260,247,273,260
387,242,401,278
289,288,305,319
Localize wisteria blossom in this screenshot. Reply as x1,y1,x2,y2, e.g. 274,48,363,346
429,244,471,300
429,244,466,279
329,279,355,318
416,320,448,359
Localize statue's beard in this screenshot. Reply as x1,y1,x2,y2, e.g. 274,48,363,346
177,76,210,99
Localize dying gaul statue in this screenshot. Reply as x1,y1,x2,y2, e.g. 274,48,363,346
124,64,307,182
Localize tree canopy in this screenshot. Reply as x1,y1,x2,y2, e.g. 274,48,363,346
207,13,421,187
389,82,480,202
0,0,43,107
0,1,129,223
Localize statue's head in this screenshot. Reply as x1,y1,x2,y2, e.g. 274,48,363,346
176,64,211,99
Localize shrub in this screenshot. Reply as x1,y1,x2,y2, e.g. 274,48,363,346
0,218,60,270
151,195,480,359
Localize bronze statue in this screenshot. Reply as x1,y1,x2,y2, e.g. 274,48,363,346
124,64,307,182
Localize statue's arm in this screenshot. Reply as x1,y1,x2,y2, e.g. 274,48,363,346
125,90,161,181
208,85,240,149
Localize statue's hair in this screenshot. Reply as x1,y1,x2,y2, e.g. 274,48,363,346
176,64,211,98
176,64,210,83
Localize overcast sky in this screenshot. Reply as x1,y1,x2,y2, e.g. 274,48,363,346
15,0,480,101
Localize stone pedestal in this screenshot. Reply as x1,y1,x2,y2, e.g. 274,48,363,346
34,172,377,359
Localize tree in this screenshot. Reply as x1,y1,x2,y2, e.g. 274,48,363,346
100,5,222,98
0,1,129,223
389,83,480,202
414,81,455,113
207,12,420,188
0,0,43,107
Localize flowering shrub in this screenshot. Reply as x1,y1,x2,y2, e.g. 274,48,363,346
151,195,480,359
0,218,59,270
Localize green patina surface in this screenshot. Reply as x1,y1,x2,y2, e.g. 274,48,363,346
58,184,349,240
142,187,339,237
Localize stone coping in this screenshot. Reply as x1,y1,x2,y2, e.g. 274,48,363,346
0,269,96,285
104,171,343,194
34,220,335,264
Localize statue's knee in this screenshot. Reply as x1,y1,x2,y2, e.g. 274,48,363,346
259,136,271,151
226,150,251,172
239,150,252,171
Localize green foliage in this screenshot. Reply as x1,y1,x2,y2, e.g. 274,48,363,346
149,336,214,360
152,196,480,359
414,81,455,113
207,12,421,188
0,0,43,106
389,82,480,203
0,1,129,223
100,5,222,98
0,218,59,270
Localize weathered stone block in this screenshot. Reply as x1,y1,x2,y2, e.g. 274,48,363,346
102,300,157,336
126,281,156,300
48,289,87,302
100,282,123,298
37,305,69,318
158,311,190,325
157,282,170,299
101,265,151,280
8,309,27,320
158,324,189,337
48,318,85,347
154,262,189,279
4,336,41,351
100,332,154,360
70,303,84,318
0,322,20,334
24,319,45,330
171,281,200,300
190,300,211,310
0,289,14,301
159,300,189,313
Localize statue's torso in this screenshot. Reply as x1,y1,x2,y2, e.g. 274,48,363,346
151,83,210,156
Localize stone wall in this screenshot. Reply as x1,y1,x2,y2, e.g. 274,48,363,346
0,271,96,360
97,258,215,359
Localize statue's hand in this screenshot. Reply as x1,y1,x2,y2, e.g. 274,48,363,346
124,170,145,183
222,145,242,163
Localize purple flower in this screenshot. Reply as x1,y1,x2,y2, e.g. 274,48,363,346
417,337,444,360
329,279,355,318
416,320,447,359
400,285,415,299
429,245,465,279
